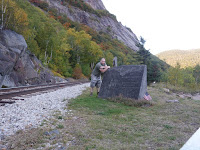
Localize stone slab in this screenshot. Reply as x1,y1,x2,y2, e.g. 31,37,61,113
98,65,147,99
192,95,200,100
166,100,179,103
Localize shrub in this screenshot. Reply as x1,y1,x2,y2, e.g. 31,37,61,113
81,64,91,77
51,70,65,79
72,64,85,79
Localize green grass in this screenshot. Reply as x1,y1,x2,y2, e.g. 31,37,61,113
4,84,200,150
67,87,200,150
57,124,64,129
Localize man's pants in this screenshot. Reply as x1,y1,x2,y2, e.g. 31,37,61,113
90,74,102,88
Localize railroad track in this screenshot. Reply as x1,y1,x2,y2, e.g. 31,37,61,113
0,81,89,105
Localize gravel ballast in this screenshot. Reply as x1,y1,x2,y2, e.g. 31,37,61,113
0,83,90,137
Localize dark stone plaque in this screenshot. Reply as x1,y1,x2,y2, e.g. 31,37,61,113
98,65,147,100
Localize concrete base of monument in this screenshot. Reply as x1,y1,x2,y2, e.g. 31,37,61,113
180,128,200,150
98,65,147,100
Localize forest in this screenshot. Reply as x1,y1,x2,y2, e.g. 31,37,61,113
156,49,200,91
157,49,200,68
160,63,200,92
0,0,169,83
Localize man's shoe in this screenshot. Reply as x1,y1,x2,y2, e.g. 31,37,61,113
90,92,93,96
97,92,99,95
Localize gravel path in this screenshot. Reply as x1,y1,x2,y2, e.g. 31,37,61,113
0,83,90,138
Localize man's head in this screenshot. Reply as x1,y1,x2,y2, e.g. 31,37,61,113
100,58,106,65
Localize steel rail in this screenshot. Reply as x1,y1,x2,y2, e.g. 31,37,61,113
0,81,89,104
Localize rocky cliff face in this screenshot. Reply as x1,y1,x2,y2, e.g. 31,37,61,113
46,0,139,51
0,30,63,88
83,0,106,10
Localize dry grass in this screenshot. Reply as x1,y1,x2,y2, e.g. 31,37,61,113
108,95,154,107
5,128,47,149
3,84,200,150
153,82,200,94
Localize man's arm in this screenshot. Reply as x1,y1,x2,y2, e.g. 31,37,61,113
99,66,110,73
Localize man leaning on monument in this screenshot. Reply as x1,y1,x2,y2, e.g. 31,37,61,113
90,58,110,96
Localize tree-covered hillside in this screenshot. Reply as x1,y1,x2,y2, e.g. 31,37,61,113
157,49,200,68
0,0,168,83
157,49,200,91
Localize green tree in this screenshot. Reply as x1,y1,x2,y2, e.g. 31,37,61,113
182,68,195,88
104,51,114,67
147,60,162,83
167,63,184,86
137,36,151,65
67,28,102,69
87,41,103,70
0,0,29,32
193,64,200,85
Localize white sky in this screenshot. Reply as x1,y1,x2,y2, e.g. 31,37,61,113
102,0,200,54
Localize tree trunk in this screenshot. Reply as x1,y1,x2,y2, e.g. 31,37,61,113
44,40,49,64
90,62,94,71
47,47,53,64
0,0,7,31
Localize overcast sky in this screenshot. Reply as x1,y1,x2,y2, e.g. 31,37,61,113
101,0,200,54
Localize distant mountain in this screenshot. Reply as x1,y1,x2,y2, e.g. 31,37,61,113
156,49,200,68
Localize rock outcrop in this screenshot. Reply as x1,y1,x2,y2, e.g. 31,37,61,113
46,0,139,51
0,30,62,88
83,0,106,10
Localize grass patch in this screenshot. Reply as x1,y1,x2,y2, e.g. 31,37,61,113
67,87,200,149
58,116,63,120
57,124,64,129
4,128,47,149
3,84,200,149
163,124,173,129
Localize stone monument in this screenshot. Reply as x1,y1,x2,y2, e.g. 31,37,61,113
113,57,118,67
98,65,147,100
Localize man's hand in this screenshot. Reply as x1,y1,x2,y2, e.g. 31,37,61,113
104,64,110,69
100,66,110,73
